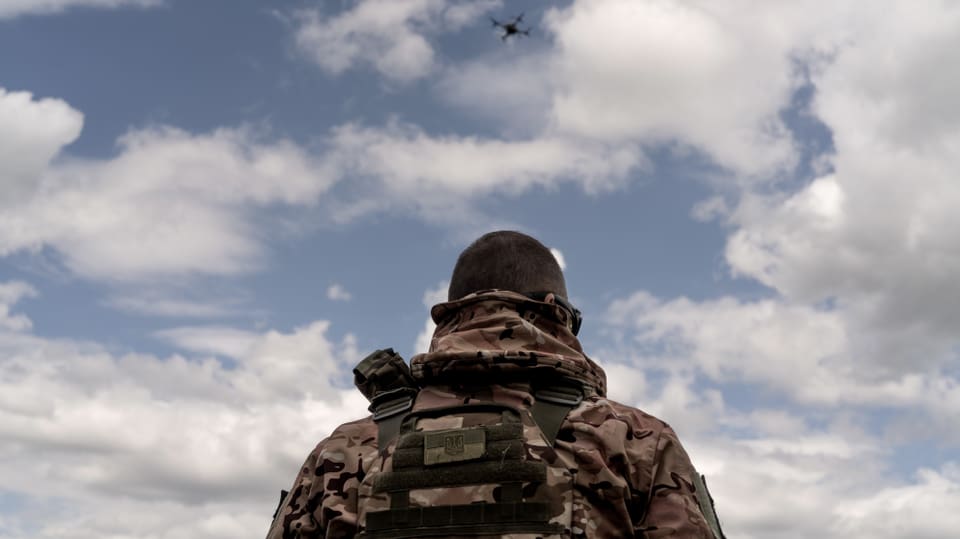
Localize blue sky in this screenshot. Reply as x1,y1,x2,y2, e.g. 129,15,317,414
1,1,959,538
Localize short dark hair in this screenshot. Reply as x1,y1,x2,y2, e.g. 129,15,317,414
448,231,567,301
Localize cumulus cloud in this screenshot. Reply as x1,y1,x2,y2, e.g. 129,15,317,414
436,50,557,135
0,281,36,332
0,291,365,537
292,0,874,225
326,283,352,302
327,121,644,221
288,0,959,236
154,325,260,359
433,0,854,179
105,288,252,318
599,351,960,539
0,89,336,282
155,321,357,402
718,1,960,375
413,280,448,354
0,89,82,202
605,291,960,415
0,0,159,19
545,0,804,176
0,87,640,283
294,0,501,83
588,6,960,533
832,464,960,538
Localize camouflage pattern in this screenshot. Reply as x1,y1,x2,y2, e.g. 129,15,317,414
267,290,720,538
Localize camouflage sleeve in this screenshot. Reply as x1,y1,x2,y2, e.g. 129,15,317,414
637,426,721,538
265,427,370,539
265,443,324,539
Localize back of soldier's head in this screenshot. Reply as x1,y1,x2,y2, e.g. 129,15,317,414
448,230,567,301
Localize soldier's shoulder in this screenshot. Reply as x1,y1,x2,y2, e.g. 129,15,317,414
314,414,379,452
569,395,673,434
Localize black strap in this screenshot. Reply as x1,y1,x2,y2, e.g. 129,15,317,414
696,473,727,539
400,403,522,429
530,385,583,445
272,489,289,519
375,385,583,450
354,348,420,450
371,388,417,451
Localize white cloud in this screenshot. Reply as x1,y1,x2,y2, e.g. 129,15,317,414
540,0,825,178
327,121,644,222
596,359,648,410
315,0,833,222
288,0,960,239
326,283,352,302
0,0,159,19
432,0,807,178
606,292,845,388
0,89,82,202
578,13,960,538
0,89,336,282
431,0,849,183
0,281,36,332
13,499,273,539
155,321,356,402
435,50,556,135
105,291,248,318
605,291,960,414
0,299,367,537
1,87,639,283
549,247,566,270
294,0,502,83
597,358,960,539
154,326,260,359
717,1,960,377
413,280,448,354
833,464,960,539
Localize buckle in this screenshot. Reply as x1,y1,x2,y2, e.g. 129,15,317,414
370,387,416,421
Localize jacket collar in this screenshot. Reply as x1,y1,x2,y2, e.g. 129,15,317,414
410,290,607,396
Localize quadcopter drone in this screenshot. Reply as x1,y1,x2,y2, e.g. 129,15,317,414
490,12,531,41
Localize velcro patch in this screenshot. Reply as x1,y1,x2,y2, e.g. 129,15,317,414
424,427,486,465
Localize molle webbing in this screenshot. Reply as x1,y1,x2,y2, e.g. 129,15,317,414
373,460,546,493
390,422,524,469
364,502,563,538
375,408,542,493
364,403,563,538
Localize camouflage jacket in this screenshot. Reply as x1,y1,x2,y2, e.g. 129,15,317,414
267,291,721,538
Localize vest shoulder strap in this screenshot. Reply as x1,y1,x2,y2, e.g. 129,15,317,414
371,386,417,450
530,384,584,445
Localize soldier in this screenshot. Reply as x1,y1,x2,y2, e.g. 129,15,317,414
267,230,724,538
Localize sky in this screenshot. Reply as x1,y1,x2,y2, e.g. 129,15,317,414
1,0,959,537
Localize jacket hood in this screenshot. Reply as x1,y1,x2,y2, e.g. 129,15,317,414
410,290,607,396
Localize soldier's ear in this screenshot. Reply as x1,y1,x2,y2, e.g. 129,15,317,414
526,291,582,336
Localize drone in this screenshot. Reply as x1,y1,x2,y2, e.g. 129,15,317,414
490,12,531,41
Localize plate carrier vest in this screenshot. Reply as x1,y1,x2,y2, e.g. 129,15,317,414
353,348,585,539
